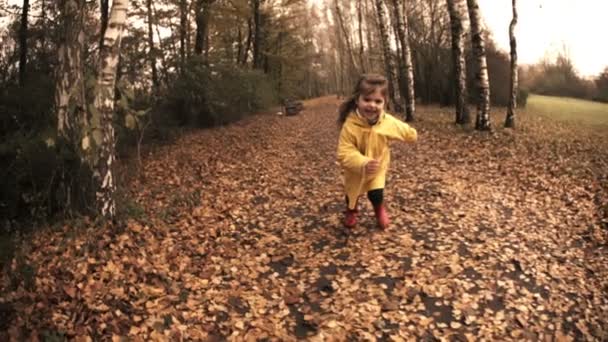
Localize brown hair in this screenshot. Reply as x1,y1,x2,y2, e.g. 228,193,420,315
337,73,388,126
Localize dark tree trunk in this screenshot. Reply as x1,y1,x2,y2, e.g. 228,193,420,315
505,0,518,128
19,0,29,86
179,0,188,68
99,0,109,51
252,0,264,69
146,0,159,94
195,0,215,57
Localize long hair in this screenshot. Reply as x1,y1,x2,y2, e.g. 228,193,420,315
337,73,389,126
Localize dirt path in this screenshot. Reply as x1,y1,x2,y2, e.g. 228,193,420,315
2,97,608,340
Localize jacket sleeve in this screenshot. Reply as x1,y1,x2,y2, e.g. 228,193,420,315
337,126,371,174
384,115,417,142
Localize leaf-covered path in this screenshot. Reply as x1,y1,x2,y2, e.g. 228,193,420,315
2,97,608,340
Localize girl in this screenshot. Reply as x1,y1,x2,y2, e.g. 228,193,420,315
337,74,417,229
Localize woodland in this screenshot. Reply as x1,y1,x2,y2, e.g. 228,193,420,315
0,0,608,340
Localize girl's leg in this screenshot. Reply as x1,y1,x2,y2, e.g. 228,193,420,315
343,195,358,228
367,189,389,229
367,189,383,207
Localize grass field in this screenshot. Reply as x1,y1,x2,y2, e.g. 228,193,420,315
526,94,608,126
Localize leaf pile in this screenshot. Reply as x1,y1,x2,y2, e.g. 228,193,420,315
2,97,608,340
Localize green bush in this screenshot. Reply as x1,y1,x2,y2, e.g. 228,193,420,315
0,74,54,138
166,58,278,127
517,88,529,108
0,131,94,222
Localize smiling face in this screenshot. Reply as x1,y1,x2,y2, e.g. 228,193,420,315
356,87,386,124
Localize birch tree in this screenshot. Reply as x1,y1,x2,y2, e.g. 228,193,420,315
466,0,491,130
56,0,86,141
146,0,159,94
390,0,415,121
93,0,128,219
504,0,518,128
374,0,399,112
446,0,469,124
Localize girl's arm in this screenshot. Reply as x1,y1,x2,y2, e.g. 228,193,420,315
337,127,372,174
382,114,417,142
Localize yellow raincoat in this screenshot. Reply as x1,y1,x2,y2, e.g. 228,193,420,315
337,110,417,209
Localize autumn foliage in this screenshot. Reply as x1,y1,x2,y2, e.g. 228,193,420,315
2,97,607,340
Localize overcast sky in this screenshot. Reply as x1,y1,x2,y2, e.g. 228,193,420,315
478,0,608,77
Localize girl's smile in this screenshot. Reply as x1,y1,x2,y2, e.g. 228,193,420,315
356,88,385,124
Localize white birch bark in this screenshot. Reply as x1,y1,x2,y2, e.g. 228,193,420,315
466,0,491,131
93,0,128,219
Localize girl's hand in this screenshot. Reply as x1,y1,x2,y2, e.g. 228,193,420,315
365,159,380,174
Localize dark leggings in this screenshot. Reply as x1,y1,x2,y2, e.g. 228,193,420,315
346,189,384,208
367,189,384,206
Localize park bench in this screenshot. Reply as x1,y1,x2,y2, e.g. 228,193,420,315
283,99,304,116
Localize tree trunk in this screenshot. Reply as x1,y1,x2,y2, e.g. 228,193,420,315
374,0,399,112
56,0,86,140
357,0,366,73
93,0,128,219
146,0,159,95
390,0,415,121
466,0,491,131
242,17,253,65
194,0,214,57
505,0,518,128
99,0,109,51
252,0,263,69
152,2,170,85
179,0,188,69
334,0,358,75
18,0,29,86
447,0,469,124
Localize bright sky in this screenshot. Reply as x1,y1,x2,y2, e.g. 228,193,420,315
308,0,608,78
474,0,607,77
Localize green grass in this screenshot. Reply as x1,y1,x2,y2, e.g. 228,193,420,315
526,94,608,126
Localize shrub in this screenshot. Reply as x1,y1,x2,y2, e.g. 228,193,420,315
517,88,529,108
0,131,94,223
166,58,278,127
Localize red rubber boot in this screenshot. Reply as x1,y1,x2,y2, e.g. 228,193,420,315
343,209,358,228
373,204,390,229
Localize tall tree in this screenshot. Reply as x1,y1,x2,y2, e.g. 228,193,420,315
93,0,128,219
99,0,109,50
56,0,86,140
146,0,159,94
334,0,358,76
18,0,29,86
194,0,216,57
252,0,264,69
504,0,518,128
466,0,491,130
179,0,188,68
374,0,399,112
446,0,469,124
357,0,366,73
390,0,415,121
